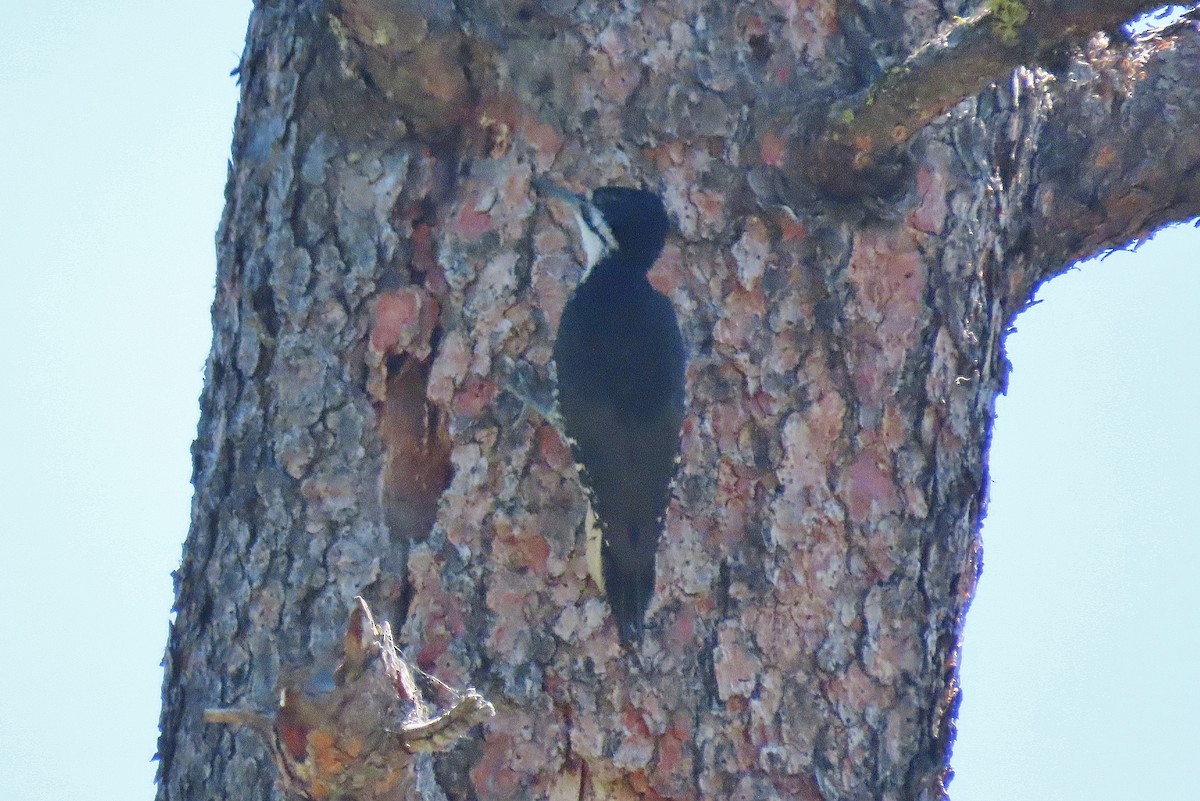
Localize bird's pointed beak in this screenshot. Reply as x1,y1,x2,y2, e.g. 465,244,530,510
532,176,586,208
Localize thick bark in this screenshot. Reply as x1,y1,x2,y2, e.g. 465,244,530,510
157,3,1200,800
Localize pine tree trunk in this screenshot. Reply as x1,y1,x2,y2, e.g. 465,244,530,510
157,3,1200,800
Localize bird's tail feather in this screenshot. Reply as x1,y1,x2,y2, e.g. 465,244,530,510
602,525,655,647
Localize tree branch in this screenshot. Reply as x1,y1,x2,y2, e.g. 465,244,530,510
793,0,1172,200
1031,12,1200,270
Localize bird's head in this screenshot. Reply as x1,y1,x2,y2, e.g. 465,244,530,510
535,179,670,275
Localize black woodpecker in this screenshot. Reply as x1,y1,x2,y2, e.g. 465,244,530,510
535,179,687,645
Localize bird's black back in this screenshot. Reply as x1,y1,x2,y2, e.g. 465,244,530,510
553,256,686,644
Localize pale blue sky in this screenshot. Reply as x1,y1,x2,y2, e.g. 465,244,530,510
0,4,1195,800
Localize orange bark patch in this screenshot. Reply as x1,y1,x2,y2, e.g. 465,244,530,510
647,243,686,297
847,228,926,408
829,663,888,714
427,330,471,405
472,732,522,798
714,626,762,700
779,209,807,242
523,119,563,167
656,732,686,774
453,376,498,418
308,729,356,779
760,132,787,167
844,449,900,524
713,285,767,351
536,422,574,473
452,204,494,238
370,287,439,358
493,515,551,575
911,164,949,234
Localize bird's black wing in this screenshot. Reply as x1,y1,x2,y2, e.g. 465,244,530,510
553,284,685,643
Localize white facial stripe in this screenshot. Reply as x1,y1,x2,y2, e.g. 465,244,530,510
573,204,616,276
574,210,606,269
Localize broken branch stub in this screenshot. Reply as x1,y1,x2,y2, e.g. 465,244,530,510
204,598,495,800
